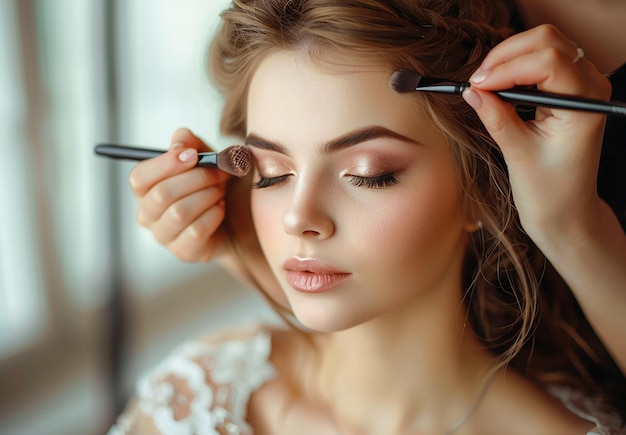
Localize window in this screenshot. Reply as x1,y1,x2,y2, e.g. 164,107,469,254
0,1,275,434
0,0,233,354
0,0,46,356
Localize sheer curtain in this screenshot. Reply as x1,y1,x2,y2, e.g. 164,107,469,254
0,1,275,434
0,0,46,356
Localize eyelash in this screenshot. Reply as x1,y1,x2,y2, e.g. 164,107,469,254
252,173,399,189
252,174,291,189
348,173,399,189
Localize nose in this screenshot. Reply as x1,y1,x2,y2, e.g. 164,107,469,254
282,179,335,240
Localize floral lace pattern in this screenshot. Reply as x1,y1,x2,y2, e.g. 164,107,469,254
108,331,275,435
108,329,624,434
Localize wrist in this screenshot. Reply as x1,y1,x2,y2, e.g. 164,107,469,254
526,198,617,257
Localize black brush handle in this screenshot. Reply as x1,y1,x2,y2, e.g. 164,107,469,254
495,88,626,115
415,80,626,116
95,144,163,161
94,144,219,167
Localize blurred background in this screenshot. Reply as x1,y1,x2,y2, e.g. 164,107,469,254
0,1,278,434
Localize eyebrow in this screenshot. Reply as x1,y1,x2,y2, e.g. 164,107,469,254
244,126,421,156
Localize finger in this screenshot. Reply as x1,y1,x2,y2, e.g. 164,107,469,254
462,87,535,161
474,49,589,96
129,146,200,197
137,166,230,224
166,202,226,263
150,185,226,245
478,24,578,72
470,49,611,124
472,25,611,103
171,127,212,152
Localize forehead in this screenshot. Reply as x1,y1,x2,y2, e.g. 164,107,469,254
246,50,445,148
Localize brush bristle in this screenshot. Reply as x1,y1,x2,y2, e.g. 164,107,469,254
217,145,253,177
389,70,423,93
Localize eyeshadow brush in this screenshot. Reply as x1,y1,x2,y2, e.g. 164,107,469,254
94,143,253,177
389,69,626,116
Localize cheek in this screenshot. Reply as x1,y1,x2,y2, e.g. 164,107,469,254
249,156,468,274
249,193,294,308
251,193,284,253
350,170,468,269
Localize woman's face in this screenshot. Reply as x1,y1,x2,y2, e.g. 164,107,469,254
247,50,475,332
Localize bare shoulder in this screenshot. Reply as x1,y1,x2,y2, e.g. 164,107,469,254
471,369,599,435
246,328,342,435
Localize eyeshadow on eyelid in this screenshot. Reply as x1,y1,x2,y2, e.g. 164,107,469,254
255,158,288,175
348,154,402,171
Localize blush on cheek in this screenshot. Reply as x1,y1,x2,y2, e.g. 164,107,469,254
250,195,292,291
249,216,293,311
251,199,278,253
366,177,464,254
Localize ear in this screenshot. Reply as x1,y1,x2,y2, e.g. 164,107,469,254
462,201,483,233
464,219,482,233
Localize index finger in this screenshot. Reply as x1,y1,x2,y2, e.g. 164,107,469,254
478,24,579,72
129,147,201,196
171,127,213,152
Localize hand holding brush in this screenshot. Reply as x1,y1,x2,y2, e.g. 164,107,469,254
95,143,253,177
106,128,249,263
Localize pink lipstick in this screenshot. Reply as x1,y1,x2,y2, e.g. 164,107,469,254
283,258,351,293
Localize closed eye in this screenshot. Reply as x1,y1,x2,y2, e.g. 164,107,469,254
252,174,291,189
253,173,399,189
348,173,398,189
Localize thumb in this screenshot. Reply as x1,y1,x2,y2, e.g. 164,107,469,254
462,88,534,161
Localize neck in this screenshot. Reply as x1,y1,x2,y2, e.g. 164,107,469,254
312,283,496,434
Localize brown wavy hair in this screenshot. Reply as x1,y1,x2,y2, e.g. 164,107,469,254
209,0,626,418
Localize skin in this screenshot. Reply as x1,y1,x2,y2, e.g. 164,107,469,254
513,0,626,74
247,50,474,333
130,137,230,263
127,25,625,433
128,1,626,265
464,25,626,374
240,49,592,435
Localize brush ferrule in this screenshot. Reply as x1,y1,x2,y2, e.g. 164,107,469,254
414,82,470,95
197,152,218,167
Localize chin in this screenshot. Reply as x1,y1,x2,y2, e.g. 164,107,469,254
290,302,374,333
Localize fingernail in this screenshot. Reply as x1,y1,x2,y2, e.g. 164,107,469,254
170,141,184,149
462,88,482,109
178,149,197,163
469,68,488,84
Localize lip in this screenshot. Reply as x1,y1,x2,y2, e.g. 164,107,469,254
283,258,351,293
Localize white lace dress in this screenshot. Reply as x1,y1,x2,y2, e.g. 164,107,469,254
107,331,275,435
108,329,624,435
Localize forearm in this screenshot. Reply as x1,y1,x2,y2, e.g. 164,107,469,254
535,199,626,374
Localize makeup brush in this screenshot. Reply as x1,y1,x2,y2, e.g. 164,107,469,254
389,69,626,116
94,144,253,177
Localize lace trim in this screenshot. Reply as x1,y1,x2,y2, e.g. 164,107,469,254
108,331,275,435
108,331,625,434
549,386,625,435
